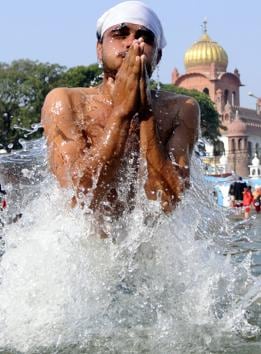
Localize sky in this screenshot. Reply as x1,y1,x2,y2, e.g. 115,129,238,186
1,0,261,109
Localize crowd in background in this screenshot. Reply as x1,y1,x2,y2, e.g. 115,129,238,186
228,177,261,219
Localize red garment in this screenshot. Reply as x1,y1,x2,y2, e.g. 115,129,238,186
253,197,261,213
245,206,251,213
2,199,6,209
243,191,253,206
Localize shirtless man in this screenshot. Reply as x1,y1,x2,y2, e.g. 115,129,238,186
41,1,200,217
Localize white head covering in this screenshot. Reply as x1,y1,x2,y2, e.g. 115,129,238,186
96,1,166,49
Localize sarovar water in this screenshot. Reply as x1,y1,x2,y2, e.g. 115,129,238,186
0,139,260,354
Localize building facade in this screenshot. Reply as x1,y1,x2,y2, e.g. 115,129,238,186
171,21,261,177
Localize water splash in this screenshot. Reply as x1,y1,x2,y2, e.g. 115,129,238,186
154,64,161,98
13,122,43,139
0,142,260,353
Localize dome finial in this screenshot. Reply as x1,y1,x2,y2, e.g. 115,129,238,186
201,17,208,34
184,19,228,72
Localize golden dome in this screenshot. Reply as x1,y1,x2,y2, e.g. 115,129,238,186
184,30,228,72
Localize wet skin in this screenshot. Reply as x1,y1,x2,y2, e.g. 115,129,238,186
41,23,200,215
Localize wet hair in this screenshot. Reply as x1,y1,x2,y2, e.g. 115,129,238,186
96,31,102,43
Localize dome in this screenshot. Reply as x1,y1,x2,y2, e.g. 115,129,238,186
227,113,247,137
184,30,228,72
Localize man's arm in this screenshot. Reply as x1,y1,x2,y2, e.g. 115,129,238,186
42,87,133,209
41,87,87,188
140,115,182,212
42,41,143,209
166,97,200,182
139,60,200,212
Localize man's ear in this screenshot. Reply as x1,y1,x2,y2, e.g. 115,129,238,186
156,49,162,65
96,41,102,62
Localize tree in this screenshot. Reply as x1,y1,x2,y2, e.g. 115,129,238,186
62,64,103,88
0,60,66,149
0,61,104,149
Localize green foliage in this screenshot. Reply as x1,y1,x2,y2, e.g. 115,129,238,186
0,60,102,149
0,60,66,149
62,64,103,87
157,83,221,144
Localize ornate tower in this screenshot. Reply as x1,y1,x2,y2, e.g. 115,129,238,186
226,111,248,176
172,19,242,113
171,20,253,177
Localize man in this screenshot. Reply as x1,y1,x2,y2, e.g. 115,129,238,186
233,176,247,207
41,1,200,217
0,184,6,195
228,181,236,207
243,186,253,219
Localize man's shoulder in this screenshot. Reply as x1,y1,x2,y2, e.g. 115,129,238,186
154,90,200,128
153,90,199,110
45,86,98,103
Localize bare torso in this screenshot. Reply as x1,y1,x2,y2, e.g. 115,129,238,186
42,83,199,216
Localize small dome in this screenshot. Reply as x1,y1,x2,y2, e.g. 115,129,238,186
252,153,260,166
184,30,228,73
227,111,247,136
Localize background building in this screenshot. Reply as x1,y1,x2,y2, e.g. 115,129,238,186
171,20,261,177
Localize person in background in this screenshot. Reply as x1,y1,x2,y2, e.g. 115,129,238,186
242,185,253,219
252,186,261,214
233,177,247,208
0,184,6,196
0,184,7,211
228,180,236,207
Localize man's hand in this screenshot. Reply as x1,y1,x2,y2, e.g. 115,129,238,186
112,39,143,119
139,43,153,119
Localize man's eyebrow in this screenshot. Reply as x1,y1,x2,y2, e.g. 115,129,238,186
111,23,129,32
136,28,154,36
109,24,155,41
135,28,155,41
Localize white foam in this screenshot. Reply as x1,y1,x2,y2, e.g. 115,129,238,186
0,158,259,353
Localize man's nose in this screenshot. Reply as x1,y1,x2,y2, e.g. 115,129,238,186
123,34,135,49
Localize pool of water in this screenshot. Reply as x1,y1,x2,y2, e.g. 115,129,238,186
0,140,260,354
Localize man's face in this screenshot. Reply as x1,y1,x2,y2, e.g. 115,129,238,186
97,23,160,78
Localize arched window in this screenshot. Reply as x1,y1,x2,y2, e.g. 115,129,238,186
203,88,209,95
224,89,229,104
232,91,236,106
248,141,252,157
231,139,235,152
256,143,259,155
238,138,242,151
